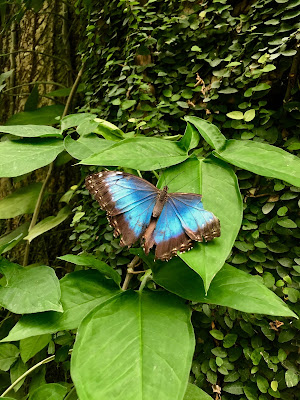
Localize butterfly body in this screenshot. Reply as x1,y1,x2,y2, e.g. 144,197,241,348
85,171,220,261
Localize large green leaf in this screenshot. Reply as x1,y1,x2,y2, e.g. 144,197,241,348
178,122,200,151
158,157,242,291
58,254,121,286
29,383,68,400
0,138,64,177
71,290,194,400
152,261,297,317
24,206,71,243
184,384,213,400
0,258,62,314
80,137,189,170
0,125,62,138
0,223,30,254
64,134,113,160
0,343,19,371
94,118,125,140
5,105,64,125
20,334,52,363
184,116,226,151
0,183,42,219
61,113,97,131
214,139,300,187
1,270,121,341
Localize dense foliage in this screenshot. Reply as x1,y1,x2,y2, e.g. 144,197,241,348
0,1,299,400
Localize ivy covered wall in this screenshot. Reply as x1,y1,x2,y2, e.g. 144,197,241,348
70,0,300,399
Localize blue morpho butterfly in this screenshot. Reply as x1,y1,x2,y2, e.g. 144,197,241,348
85,171,220,261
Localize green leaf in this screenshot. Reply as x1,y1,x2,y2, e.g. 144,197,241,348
210,330,224,340
2,270,121,341
0,125,61,138
277,219,297,228
58,254,121,286
0,138,64,177
5,105,64,125
184,383,213,399
29,383,68,400
178,122,200,151
0,258,62,314
184,116,226,151
214,139,300,187
71,290,195,400
80,137,189,171
158,156,242,291
0,344,19,371
223,334,238,348
285,370,299,387
0,183,42,219
20,334,52,363
61,113,97,131
77,119,100,136
94,118,124,140
0,223,30,254
226,111,244,120
152,262,297,317
10,359,28,392
121,99,136,110
252,83,271,91
223,382,244,395
244,110,255,122
64,134,113,160
257,375,269,393
24,206,71,243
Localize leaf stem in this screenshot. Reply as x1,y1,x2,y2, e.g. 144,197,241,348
122,255,140,290
138,269,152,293
0,350,69,398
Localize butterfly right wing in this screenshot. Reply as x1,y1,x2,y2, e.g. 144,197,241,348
85,171,158,247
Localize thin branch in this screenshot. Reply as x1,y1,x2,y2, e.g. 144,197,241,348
122,255,141,290
23,162,54,266
62,61,85,118
22,62,86,265
0,350,73,398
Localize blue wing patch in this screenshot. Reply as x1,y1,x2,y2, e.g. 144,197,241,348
85,171,158,246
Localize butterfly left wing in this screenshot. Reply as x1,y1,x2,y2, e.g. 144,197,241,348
85,171,158,247
148,192,220,261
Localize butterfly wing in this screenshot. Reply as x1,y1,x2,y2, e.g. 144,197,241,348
151,193,220,261
85,171,158,247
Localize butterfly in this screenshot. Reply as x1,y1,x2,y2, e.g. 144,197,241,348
85,171,220,261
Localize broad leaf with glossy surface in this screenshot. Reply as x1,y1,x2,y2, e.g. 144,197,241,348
0,125,61,138
184,384,213,400
152,261,297,317
0,258,62,314
0,183,42,219
29,383,68,400
184,116,226,151
24,206,71,243
1,270,121,341
80,137,189,170
71,290,194,400
58,254,121,286
64,134,113,160
158,157,242,291
214,139,300,187
0,138,64,177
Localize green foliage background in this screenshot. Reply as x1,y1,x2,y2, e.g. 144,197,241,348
69,0,299,399
0,0,299,399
